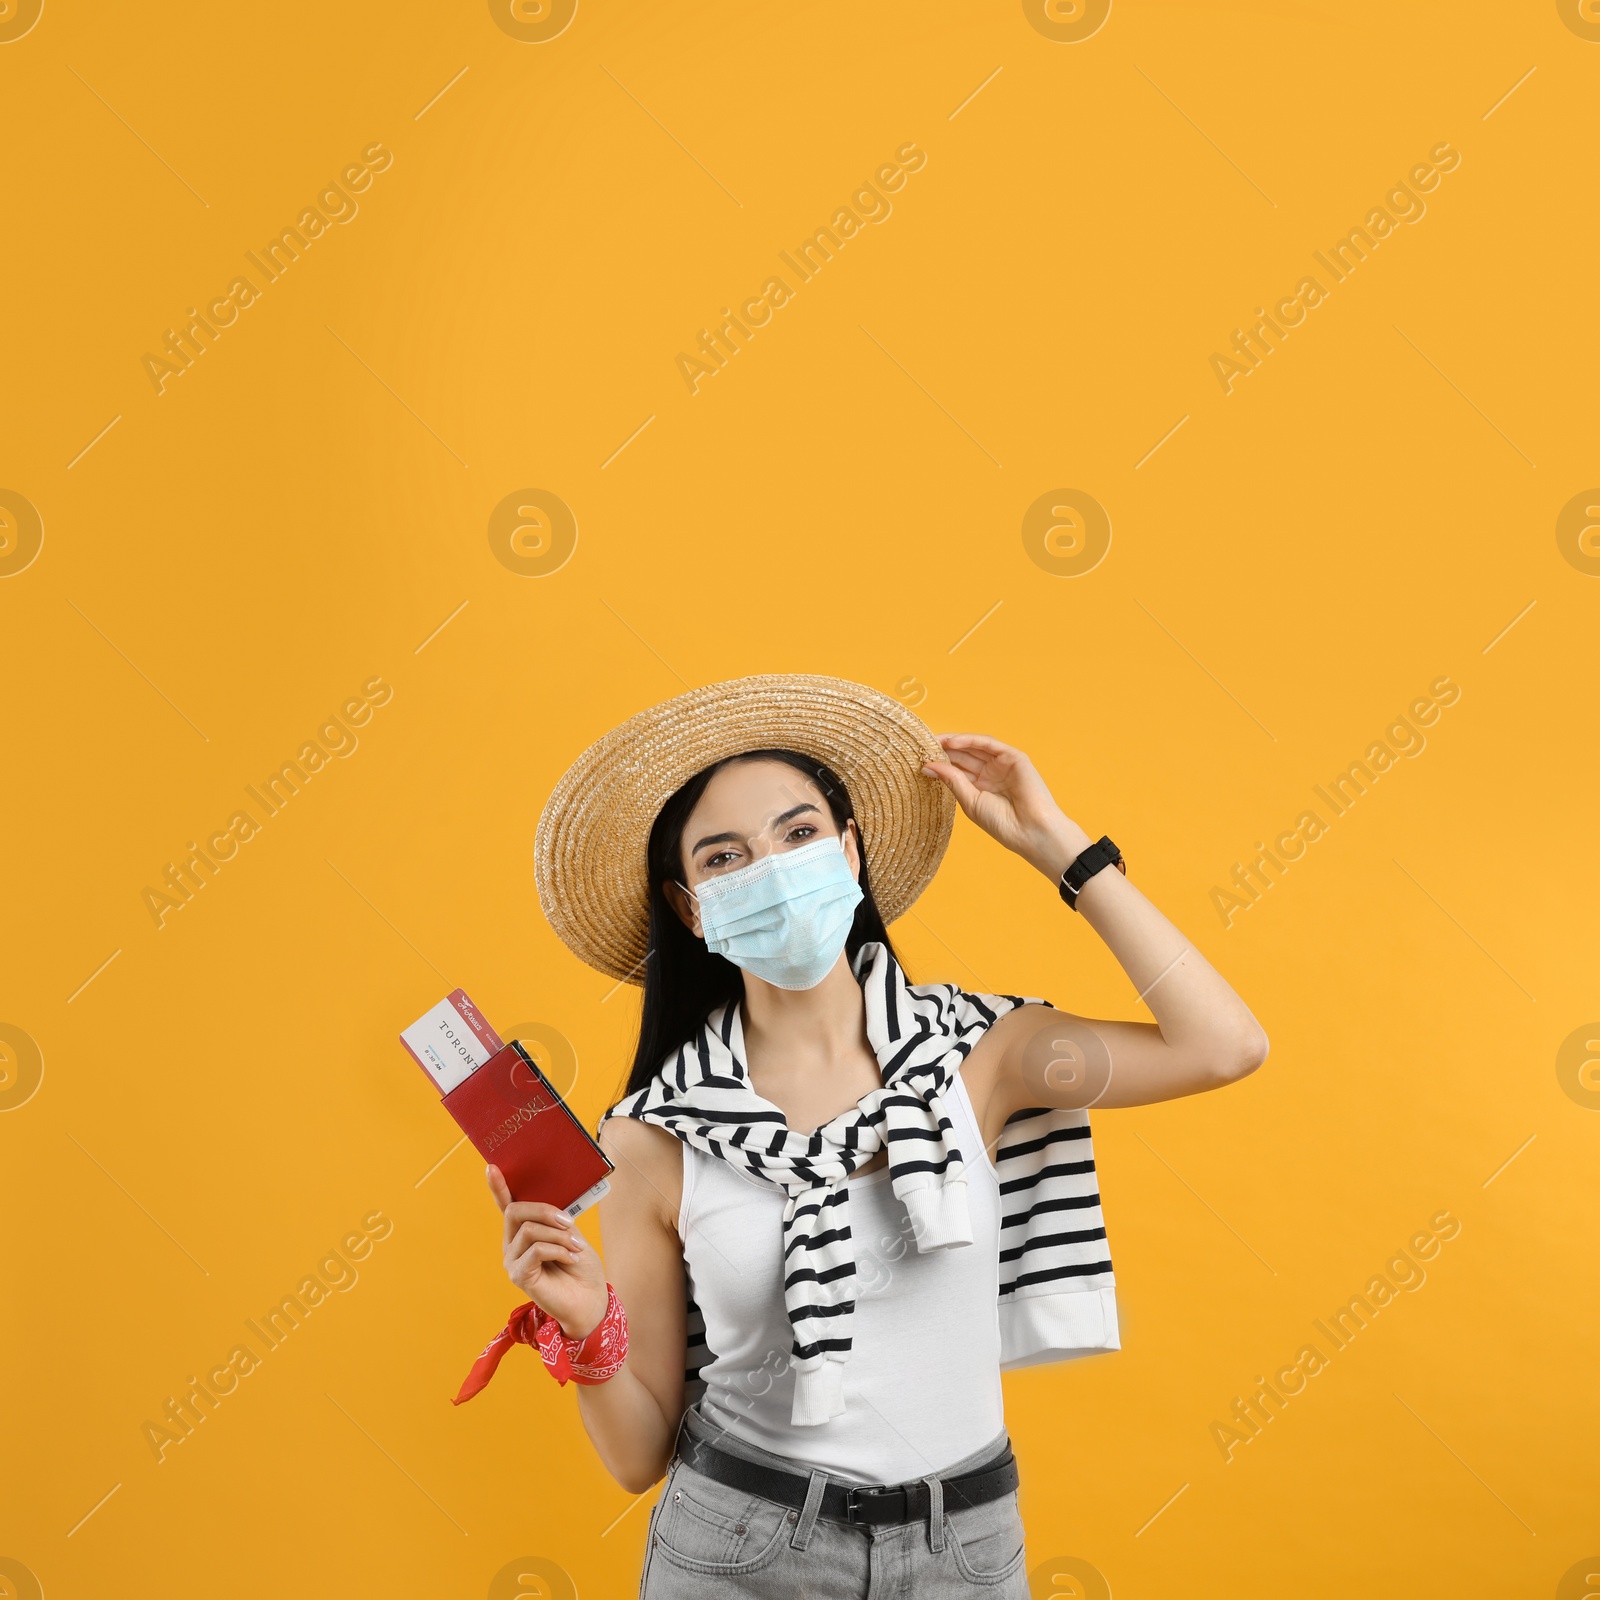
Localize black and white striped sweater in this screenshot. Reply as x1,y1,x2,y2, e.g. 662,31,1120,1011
600,941,1119,1423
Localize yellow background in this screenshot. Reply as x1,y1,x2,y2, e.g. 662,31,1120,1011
4,1,1598,1595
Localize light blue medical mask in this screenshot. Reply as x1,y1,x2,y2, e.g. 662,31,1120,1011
684,834,864,990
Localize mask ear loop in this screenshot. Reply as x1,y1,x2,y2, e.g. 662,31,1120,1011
672,882,704,936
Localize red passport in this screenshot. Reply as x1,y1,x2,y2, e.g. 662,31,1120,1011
442,1040,612,1215
400,991,612,1217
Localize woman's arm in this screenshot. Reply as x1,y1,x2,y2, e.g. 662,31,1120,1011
924,733,1269,1122
488,1116,685,1493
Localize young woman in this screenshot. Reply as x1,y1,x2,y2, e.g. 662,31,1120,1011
486,674,1268,1597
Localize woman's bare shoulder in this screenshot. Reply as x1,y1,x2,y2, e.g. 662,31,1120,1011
598,1114,683,1232
961,1001,1049,1084
960,1002,1059,1146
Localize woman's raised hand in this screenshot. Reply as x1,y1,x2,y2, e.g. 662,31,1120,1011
486,1164,610,1338
922,733,1092,883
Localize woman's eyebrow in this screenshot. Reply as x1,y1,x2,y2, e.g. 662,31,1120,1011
691,802,819,855
772,801,819,826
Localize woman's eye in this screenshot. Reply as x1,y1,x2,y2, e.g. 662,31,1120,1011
705,850,738,869
788,825,817,842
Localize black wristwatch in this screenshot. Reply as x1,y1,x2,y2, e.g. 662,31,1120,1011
1058,835,1125,909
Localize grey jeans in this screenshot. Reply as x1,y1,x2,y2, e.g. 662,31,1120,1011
637,1405,1028,1597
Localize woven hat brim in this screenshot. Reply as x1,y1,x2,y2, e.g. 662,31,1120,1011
533,674,955,983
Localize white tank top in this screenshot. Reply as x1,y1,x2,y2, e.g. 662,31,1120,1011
680,1069,1005,1483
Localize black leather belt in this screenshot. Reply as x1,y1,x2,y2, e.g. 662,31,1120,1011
673,1421,1018,1528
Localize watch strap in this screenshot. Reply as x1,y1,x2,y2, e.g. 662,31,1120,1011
1059,835,1124,909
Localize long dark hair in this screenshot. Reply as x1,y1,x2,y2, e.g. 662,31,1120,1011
620,748,901,1099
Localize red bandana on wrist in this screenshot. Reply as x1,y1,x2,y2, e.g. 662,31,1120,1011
453,1284,627,1404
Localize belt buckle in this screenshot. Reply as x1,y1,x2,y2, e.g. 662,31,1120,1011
843,1485,904,1525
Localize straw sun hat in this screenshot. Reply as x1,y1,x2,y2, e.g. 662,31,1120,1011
533,674,956,984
